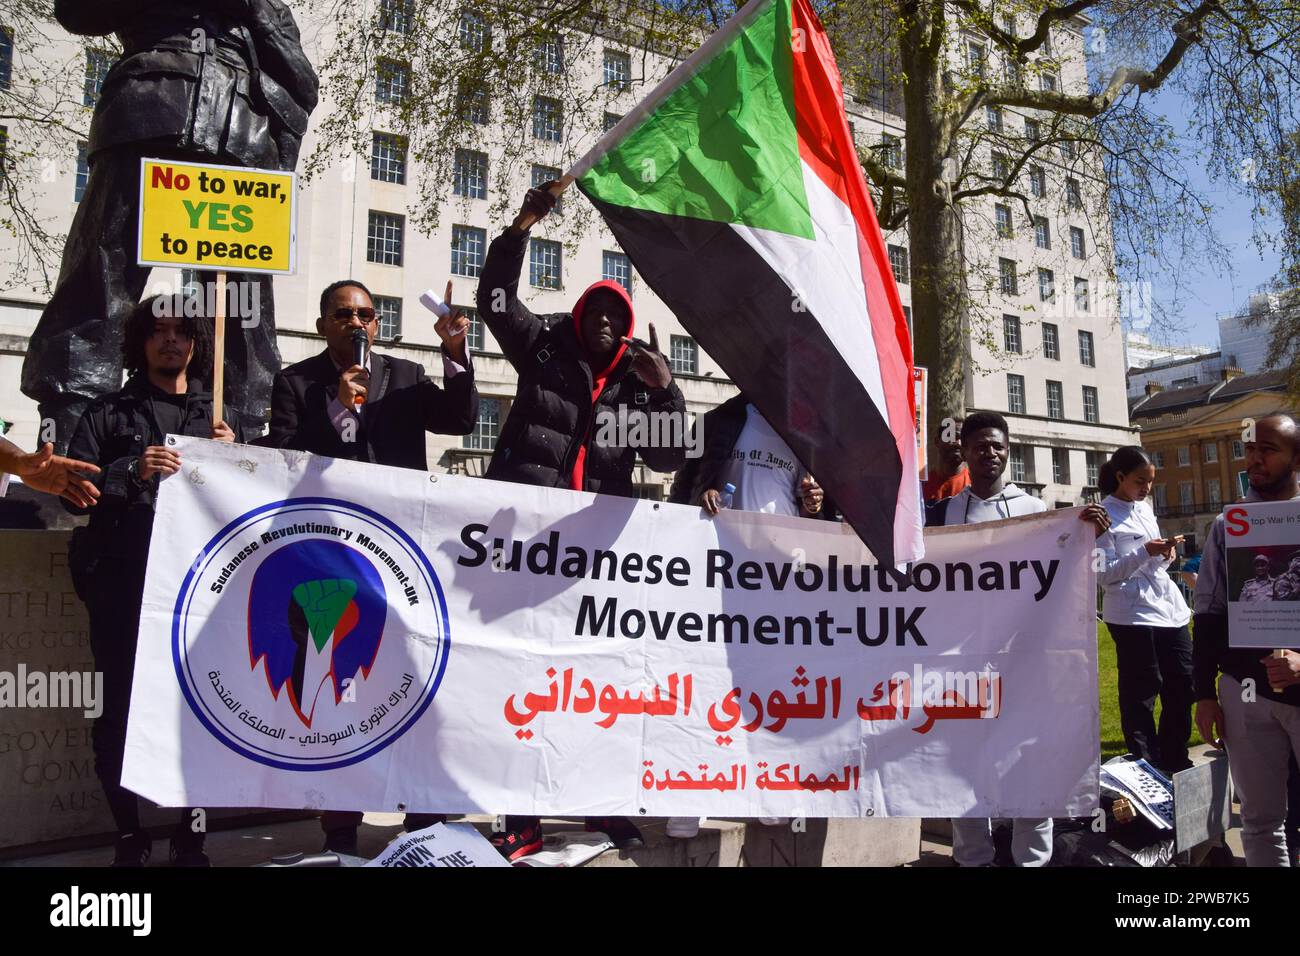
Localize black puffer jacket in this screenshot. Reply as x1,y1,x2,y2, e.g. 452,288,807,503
476,228,687,497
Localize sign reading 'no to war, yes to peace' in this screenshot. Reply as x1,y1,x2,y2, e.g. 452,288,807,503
137,159,298,275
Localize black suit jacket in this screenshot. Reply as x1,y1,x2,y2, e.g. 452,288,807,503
261,349,478,471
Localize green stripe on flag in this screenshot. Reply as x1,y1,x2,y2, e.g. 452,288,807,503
578,0,812,239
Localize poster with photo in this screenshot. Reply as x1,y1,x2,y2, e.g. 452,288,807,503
1224,500,1300,648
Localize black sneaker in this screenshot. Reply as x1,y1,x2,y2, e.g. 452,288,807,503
322,827,359,856
489,817,544,861
402,813,447,832
586,816,645,850
110,830,152,868
169,836,211,867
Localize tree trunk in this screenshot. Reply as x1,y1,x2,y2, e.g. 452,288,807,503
900,4,969,442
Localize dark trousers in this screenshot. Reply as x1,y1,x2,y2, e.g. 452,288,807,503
81,557,199,842
21,144,280,448
1108,622,1195,771
321,810,443,838
1288,753,1300,865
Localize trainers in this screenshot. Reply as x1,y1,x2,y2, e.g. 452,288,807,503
489,817,544,861
586,816,645,850
110,830,152,867
322,827,359,856
169,836,211,867
666,817,701,839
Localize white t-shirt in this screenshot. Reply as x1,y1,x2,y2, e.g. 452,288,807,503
718,404,802,516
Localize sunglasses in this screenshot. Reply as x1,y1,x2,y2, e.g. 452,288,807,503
330,307,377,323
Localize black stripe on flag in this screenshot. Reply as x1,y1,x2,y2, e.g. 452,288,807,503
586,195,905,564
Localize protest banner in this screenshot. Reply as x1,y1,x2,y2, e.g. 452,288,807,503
1223,500,1300,648
364,822,508,868
122,438,1099,819
137,158,298,423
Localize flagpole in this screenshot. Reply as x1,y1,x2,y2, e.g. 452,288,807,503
564,0,775,182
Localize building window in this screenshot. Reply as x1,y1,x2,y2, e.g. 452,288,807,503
1059,139,1076,160
602,250,631,294
902,305,912,336
888,244,909,284
1070,226,1085,259
670,335,698,375
458,80,489,125
1052,447,1070,484
1003,314,1022,354
986,106,1003,132
459,10,490,52
966,41,986,77
1041,71,1058,92
1179,481,1194,507
1038,267,1054,302
1074,277,1090,313
1066,178,1082,209
366,211,404,266
999,258,1018,296
1232,439,1245,459
375,58,409,104
604,50,630,90
464,397,500,450
991,151,1009,180
1152,450,1165,469
74,143,89,202
84,50,111,107
1029,165,1046,198
381,0,414,33
533,95,562,141
531,164,562,214
1034,215,1051,249
1076,327,1097,364
529,237,562,289
1153,484,1168,510
1043,322,1059,360
1207,478,1221,507
880,134,902,169
535,32,564,73
1086,452,1101,488
1082,385,1099,423
1009,445,1028,483
451,224,486,277
373,295,402,340
995,203,1013,239
1177,445,1190,467
453,148,488,199
0,27,11,89
603,111,623,134
1204,442,1218,464
1024,117,1041,141
1046,380,1064,419
371,133,407,184
1007,374,1026,414
462,307,485,351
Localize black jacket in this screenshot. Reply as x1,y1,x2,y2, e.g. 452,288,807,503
261,349,478,471
63,376,239,575
57,0,319,170
475,229,687,498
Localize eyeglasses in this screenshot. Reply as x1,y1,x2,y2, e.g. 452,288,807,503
330,307,377,323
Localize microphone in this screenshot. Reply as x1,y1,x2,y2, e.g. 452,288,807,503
350,328,368,407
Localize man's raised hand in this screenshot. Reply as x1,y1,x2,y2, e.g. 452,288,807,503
435,279,470,365
622,322,672,390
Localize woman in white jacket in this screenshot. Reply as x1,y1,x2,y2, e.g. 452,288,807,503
1099,446,1194,774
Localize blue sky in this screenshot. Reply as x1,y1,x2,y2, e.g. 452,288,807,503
1117,90,1283,350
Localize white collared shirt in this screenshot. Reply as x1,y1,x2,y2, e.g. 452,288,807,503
1099,494,1190,627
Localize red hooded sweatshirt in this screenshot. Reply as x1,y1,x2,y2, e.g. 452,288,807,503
568,279,635,492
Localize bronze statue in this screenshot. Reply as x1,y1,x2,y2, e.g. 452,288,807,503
22,0,319,447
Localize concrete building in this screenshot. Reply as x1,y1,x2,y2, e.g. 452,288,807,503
1218,290,1292,376
1129,369,1295,547
1,3,1131,507
1124,332,1223,400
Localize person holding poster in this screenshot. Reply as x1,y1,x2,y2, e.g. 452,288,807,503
64,296,242,867
1193,413,1300,866
1097,446,1194,774
926,411,1109,866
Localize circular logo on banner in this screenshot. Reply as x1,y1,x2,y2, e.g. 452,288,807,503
172,498,449,770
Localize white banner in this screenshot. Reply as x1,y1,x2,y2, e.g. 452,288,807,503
364,822,508,868
123,438,1099,818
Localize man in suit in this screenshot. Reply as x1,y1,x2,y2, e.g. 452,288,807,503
23,0,319,449
262,278,477,854
263,279,478,470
